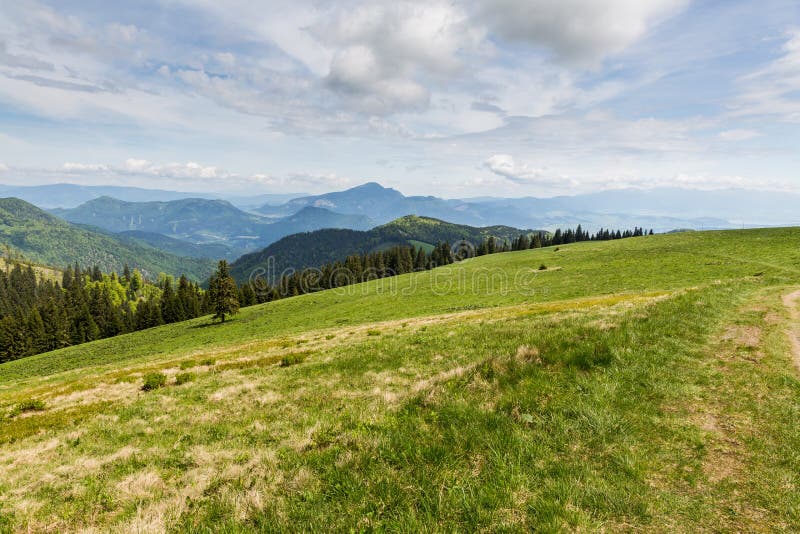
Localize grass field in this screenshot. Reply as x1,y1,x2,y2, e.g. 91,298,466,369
1,228,800,531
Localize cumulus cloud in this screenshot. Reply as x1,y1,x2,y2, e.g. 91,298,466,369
0,0,795,198
62,162,110,172
484,154,576,187
121,159,225,180
320,1,480,114
0,163,9,173
0,0,691,134
472,0,690,65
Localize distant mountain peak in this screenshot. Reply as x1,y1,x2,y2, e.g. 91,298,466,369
351,181,392,192
337,182,403,197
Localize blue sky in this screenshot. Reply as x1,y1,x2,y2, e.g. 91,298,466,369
0,0,798,197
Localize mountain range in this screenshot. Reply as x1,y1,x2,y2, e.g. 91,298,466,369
4,181,800,286
52,197,374,257
0,198,215,281
257,182,796,230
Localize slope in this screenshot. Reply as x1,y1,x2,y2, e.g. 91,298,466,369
1,228,800,531
0,198,215,281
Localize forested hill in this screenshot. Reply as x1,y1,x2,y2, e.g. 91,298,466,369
230,215,536,282
0,198,215,281
52,196,269,245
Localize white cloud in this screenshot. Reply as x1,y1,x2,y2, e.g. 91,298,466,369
730,30,800,122
59,159,231,181
62,162,110,172
0,41,53,71
0,163,9,172
719,129,761,141
120,160,228,180
320,1,481,114
254,172,353,190
0,0,797,199
484,154,575,187
649,173,789,191
49,158,351,193
473,0,690,65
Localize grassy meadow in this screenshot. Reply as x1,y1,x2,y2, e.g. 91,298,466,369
1,228,800,531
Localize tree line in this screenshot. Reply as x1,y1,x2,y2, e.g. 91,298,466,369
0,225,651,363
0,262,214,363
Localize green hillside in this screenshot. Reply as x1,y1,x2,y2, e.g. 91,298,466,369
230,214,535,282
115,230,235,260
1,228,800,531
0,198,215,281
52,196,268,239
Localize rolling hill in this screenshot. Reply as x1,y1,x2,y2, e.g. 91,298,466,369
230,214,535,282
54,197,375,255
1,228,800,530
52,196,270,245
0,198,215,281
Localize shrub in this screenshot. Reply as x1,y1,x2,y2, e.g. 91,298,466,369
367,329,381,336
571,342,615,370
175,372,195,385
16,399,46,413
200,358,216,367
280,353,306,367
539,264,547,270
141,372,167,391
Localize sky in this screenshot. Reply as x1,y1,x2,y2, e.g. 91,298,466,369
0,0,798,198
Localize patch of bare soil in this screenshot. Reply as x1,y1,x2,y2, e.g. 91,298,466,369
781,290,800,372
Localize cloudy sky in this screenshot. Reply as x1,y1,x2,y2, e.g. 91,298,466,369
0,0,798,197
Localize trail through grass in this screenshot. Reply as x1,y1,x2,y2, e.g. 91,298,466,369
782,289,800,371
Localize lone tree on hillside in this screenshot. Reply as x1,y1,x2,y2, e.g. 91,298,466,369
209,260,239,323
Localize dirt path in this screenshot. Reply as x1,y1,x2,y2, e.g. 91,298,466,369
782,289,800,372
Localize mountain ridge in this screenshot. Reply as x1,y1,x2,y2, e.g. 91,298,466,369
0,182,303,210
229,214,537,283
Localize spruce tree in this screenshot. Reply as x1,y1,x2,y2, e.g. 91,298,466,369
209,260,240,323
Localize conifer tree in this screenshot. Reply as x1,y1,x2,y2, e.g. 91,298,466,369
209,260,240,323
